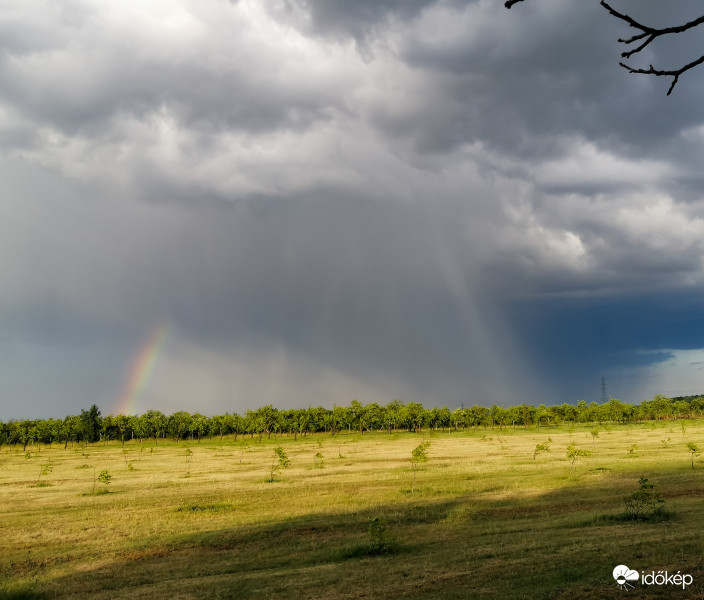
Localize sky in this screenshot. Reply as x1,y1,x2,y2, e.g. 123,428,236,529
3,0,704,420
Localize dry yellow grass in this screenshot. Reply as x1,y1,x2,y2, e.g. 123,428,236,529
1,422,704,598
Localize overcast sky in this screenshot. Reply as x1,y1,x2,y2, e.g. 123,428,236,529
3,0,704,419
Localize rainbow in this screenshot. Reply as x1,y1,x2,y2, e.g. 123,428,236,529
114,322,169,416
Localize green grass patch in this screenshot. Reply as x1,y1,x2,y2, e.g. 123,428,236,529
2,423,704,598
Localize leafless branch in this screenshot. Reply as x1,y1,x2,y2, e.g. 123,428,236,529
620,55,704,96
601,0,704,94
505,0,704,94
601,0,704,54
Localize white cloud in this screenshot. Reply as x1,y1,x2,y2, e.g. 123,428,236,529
534,140,673,192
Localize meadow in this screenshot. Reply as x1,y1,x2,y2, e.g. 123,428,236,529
1,421,703,599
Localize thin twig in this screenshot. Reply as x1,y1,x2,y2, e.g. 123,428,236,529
604,0,704,93
602,1,704,56
505,0,704,94
620,55,704,95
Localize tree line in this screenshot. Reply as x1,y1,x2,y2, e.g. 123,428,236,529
2,394,703,450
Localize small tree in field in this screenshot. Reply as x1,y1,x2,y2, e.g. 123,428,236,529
533,439,551,460
410,441,431,492
93,468,112,493
275,446,290,468
566,443,591,475
37,462,53,484
590,429,599,450
686,442,700,469
367,517,396,555
623,477,665,520
268,446,290,482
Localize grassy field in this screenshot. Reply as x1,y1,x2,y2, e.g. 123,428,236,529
1,422,704,599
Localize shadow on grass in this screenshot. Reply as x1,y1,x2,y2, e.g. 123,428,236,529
0,591,39,600
9,474,704,600
584,507,674,526
176,503,235,513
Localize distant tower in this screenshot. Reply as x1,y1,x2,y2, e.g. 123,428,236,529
601,377,607,404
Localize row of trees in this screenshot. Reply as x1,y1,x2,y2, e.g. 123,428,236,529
2,394,703,449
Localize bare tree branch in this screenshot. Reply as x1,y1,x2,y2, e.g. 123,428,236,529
601,0,704,94
602,1,704,53
505,0,704,94
620,55,704,96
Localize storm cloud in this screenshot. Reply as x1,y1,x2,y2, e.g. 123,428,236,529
3,0,704,419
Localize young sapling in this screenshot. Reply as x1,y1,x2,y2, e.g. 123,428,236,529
533,439,551,460
686,442,700,469
566,443,591,475
268,446,290,482
410,441,431,492
590,429,599,450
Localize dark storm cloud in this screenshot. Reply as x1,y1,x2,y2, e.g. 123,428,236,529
391,1,704,162
3,0,704,418
0,165,525,416
273,0,466,43
507,291,704,402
